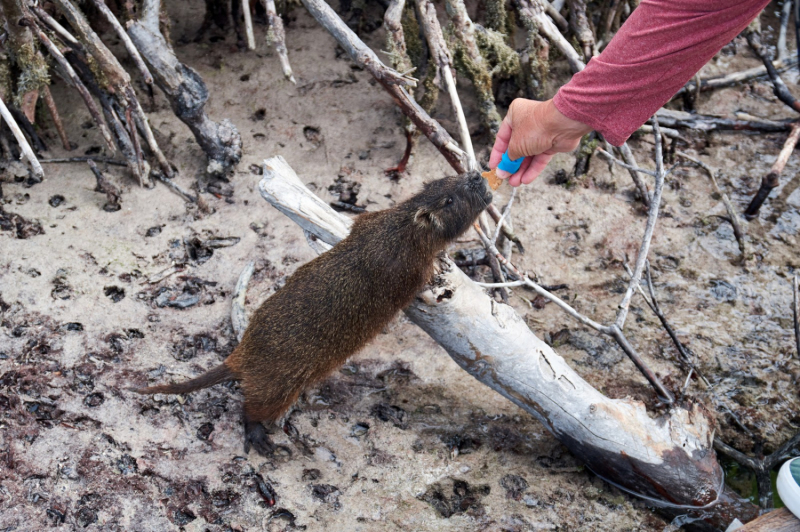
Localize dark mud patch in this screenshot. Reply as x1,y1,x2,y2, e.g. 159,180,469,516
418,478,490,518
0,206,44,239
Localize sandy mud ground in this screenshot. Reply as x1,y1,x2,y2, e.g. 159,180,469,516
2,2,800,530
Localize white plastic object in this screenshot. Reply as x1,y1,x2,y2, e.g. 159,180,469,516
777,457,800,519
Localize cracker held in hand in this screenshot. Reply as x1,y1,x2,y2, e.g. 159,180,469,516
481,169,502,190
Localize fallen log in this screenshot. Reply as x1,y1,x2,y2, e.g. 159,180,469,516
258,155,759,531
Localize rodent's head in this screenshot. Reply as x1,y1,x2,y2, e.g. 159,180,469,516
407,171,492,245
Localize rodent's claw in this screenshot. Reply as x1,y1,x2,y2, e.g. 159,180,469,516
244,421,277,456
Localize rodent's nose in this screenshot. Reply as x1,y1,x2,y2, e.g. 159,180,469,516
468,172,486,191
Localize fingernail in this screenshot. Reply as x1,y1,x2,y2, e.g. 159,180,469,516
495,169,511,180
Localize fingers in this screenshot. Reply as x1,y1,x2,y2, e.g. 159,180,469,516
508,157,533,187
521,153,554,185
489,119,512,169
506,153,553,187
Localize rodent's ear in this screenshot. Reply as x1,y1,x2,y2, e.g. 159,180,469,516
414,205,443,230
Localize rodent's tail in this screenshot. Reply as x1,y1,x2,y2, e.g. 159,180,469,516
133,363,234,395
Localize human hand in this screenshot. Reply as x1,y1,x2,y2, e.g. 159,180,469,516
489,99,593,187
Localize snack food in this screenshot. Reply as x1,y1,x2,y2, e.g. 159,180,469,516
481,169,502,191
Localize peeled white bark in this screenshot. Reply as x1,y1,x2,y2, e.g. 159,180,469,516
258,156,757,529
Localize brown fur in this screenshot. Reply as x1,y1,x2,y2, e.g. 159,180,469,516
136,172,491,431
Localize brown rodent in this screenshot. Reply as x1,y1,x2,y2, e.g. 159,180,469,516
136,171,492,454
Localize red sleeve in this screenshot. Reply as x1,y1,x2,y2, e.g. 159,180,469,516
552,0,770,146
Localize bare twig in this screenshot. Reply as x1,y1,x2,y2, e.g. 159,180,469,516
545,2,568,31
675,58,799,98
472,222,524,280
152,171,200,204
29,18,116,151
232,261,255,342
745,121,800,217
794,275,800,359
40,86,70,151
477,273,675,404
746,26,800,114
476,219,508,301
633,262,710,388
87,159,121,212
765,431,800,470
30,5,79,45
128,0,242,176
302,0,468,172
487,204,524,253
262,0,295,82
615,118,666,330
128,87,173,178
416,0,475,166
125,105,147,186
675,150,746,255
89,0,154,84
241,0,256,49
778,0,793,61
383,0,417,176
618,142,651,206
0,94,44,179
41,156,127,166
656,108,791,133
492,188,517,243
597,149,657,177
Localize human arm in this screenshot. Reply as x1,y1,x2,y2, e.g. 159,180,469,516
491,0,771,186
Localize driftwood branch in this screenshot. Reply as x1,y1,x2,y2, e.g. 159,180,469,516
416,0,475,166
675,150,746,255
675,58,799,98
258,155,758,530
382,0,417,175
0,94,44,180
88,0,154,85
635,262,710,388
232,261,255,342
262,0,295,83
618,142,651,206
656,108,791,133
128,0,242,176
241,0,256,50
746,26,800,114
515,0,585,74
302,0,468,173
610,118,665,332
565,0,596,60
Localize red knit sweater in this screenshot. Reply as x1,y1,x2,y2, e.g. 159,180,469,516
552,0,772,146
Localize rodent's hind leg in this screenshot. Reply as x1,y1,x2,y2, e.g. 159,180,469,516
242,401,284,456
243,418,276,456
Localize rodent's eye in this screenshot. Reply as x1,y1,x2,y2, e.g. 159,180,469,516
446,197,454,206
